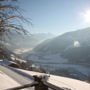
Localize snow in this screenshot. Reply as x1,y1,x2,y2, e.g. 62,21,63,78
17,69,90,90
0,64,90,90
0,60,13,66
27,53,90,77
48,75,90,90
28,53,68,63
0,70,20,90
14,48,32,54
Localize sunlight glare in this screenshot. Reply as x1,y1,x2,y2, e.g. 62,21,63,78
81,9,90,23
73,41,80,47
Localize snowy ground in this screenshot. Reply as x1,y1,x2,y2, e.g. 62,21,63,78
0,70,20,90
18,69,90,90
27,53,68,63
27,53,90,81
27,53,90,76
0,64,90,90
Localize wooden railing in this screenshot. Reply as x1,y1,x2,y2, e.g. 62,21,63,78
7,75,71,90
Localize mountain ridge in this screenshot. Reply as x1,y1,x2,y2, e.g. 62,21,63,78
26,27,90,80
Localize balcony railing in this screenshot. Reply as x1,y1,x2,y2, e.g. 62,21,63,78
7,75,71,90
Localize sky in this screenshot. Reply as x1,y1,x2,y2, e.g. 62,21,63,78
19,0,90,35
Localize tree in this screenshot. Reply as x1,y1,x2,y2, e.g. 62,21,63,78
0,0,30,60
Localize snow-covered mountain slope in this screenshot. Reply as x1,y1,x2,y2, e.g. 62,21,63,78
5,33,54,50
27,27,90,64
26,27,90,81
32,27,90,55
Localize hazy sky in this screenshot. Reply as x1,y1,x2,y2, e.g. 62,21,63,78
19,0,90,35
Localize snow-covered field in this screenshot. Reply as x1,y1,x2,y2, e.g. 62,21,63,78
1,65,90,90
27,53,90,80
0,71,20,90
27,53,68,63
18,69,90,90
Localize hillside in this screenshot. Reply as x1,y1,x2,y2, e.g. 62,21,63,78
26,27,90,81
33,27,90,55
5,33,54,53
13,33,54,49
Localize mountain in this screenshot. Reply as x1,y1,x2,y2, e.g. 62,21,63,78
4,33,54,53
26,27,90,81
31,27,90,64
33,27,90,55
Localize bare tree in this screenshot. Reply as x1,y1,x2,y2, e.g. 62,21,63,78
0,0,30,60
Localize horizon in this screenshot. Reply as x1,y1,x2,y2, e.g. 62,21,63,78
31,26,90,36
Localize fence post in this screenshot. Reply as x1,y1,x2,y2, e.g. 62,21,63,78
33,75,48,90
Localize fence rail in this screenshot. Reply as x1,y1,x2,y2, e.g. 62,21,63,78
7,75,71,90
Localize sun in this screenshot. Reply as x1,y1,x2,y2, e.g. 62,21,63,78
81,9,90,23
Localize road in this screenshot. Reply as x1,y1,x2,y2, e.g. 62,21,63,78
0,64,34,90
